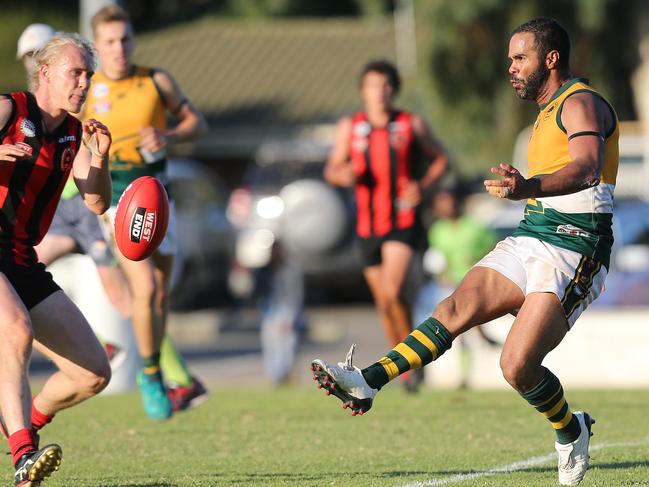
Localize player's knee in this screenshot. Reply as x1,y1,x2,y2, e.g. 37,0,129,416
433,295,460,324
500,354,531,392
1,316,34,354
80,367,111,396
130,276,157,304
382,288,400,309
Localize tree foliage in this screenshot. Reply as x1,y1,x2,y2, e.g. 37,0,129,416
412,0,639,174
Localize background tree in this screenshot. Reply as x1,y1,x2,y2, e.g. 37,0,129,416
413,0,638,174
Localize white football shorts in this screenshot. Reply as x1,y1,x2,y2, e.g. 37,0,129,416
474,235,607,328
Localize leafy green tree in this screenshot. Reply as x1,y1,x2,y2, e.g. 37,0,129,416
413,0,637,175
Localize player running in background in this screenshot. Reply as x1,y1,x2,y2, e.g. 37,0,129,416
324,59,447,392
312,18,618,486
85,5,209,420
0,33,112,485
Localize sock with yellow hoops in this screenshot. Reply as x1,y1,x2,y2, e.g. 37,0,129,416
361,317,453,390
520,367,581,444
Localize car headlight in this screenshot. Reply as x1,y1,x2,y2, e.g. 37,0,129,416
256,195,284,219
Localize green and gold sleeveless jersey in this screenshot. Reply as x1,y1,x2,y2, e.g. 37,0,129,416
83,66,167,204
513,78,619,268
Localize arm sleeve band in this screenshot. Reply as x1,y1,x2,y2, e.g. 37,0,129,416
568,131,604,142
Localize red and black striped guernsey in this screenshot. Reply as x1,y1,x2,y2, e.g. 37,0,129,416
0,92,81,266
349,111,417,238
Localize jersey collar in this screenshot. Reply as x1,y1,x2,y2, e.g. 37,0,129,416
539,77,589,110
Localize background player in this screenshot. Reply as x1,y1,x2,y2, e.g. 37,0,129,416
85,5,208,420
324,59,447,391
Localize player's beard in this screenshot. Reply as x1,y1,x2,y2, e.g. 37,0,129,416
511,62,550,100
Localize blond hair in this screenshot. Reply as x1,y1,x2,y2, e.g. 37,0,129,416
29,32,96,92
91,4,131,36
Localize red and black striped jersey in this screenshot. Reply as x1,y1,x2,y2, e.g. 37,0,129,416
0,91,81,266
349,111,416,238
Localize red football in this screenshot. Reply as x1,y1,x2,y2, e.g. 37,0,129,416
114,176,169,261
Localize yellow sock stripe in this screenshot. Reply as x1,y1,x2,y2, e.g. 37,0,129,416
541,397,566,419
551,410,574,430
378,357,400,380
532,385,562,409
411,330,439,360
393,343,422,369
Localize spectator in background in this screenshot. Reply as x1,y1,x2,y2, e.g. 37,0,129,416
417,185,500,388
257,241,306,385
324,59,447,392
85,5,209,420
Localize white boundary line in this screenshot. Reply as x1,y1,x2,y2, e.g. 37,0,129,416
397,438,649,487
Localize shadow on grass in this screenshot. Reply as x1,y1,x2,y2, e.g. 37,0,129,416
522,459,649,474
102,460,649,486
110,484,178,487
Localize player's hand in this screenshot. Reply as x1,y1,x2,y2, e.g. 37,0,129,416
397,179,422,208
82,119,111,157
483,163,533,200
0,144,31,163
139,126,168,153
335,163,356,187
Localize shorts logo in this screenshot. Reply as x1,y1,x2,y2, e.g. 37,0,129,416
556,224,591,238
15,141,33,155
60,147,75,171
20,119,36,138
130,207,157,243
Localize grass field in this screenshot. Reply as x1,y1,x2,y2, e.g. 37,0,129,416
4,388,648,486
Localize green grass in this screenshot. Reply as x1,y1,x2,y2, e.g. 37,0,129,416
4,388,649,486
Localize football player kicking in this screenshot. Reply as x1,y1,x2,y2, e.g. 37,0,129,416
312,17,618,486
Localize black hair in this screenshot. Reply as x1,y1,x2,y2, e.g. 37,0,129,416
512,18,571,70
359,59,401,94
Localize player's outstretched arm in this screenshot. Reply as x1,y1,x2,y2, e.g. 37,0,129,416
74,119,112,215
324,116,355,187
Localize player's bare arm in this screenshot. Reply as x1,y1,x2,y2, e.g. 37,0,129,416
398,114,448,206
74,119,112,214
324,116,355,187
138,68,208,153
484,92,611,200
0,97,31,163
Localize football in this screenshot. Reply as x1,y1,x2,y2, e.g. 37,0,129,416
114,176,169,261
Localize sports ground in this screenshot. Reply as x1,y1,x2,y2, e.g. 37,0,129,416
6,387,647,486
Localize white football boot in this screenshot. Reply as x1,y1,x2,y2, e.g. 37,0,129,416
555,411,595,485
311,344,378,415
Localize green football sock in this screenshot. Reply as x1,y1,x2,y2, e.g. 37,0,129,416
362,317,453,390
159,335,193,387
141,352,161,375
520,367,582,444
